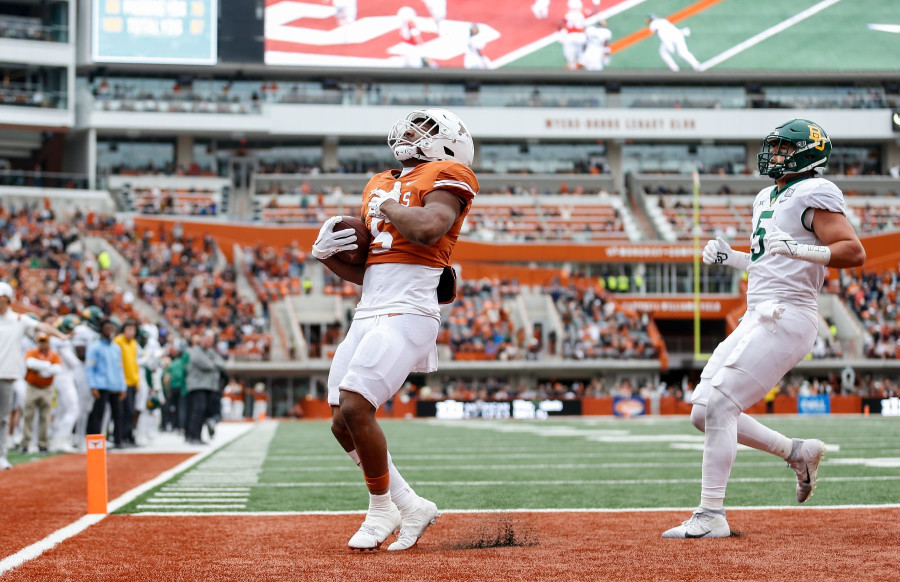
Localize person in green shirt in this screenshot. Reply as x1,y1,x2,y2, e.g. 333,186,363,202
162,341,189,433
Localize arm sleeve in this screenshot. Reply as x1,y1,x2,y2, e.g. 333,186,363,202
432,164,478,211
59,346,81,370
807,181,845,213
85,344,99,387
189,347,215,371
26,358,51,373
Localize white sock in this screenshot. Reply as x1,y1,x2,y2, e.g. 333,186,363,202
700,391,741,503
737,414,793,459
700,497,725,511
348,450,417,511
387,451,417,511
695,404,793,459
368,491,393,511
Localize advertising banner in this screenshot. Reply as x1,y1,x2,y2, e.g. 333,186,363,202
798,395,831,415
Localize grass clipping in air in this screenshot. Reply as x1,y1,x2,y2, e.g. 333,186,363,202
455,517,540,549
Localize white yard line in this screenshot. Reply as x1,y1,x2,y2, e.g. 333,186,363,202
0,423,255,577
698,0,845,71
131,503,900,517
175,474,900,488
491,0,650,68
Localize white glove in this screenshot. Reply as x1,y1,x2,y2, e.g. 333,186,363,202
702,237,750,270
367,181,402,219
764,226,831,265
311,216,357,260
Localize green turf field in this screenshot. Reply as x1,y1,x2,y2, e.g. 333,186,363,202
506,0,900,71
118,415,900,514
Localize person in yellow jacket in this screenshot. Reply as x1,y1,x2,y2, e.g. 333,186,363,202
23,333,62,453
114,320,140,447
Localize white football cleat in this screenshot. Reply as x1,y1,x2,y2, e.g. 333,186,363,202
388,497,441,551
0,457,12,470
787,438,825,503
662,508,730,539
348,504,401,551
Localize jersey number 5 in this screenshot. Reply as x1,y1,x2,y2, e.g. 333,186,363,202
750,210,774,261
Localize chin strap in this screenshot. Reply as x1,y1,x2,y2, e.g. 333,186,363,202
393,145,421,161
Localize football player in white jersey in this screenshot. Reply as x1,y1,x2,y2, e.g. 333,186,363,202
580,21,612,71
647,14,701,72
663,119,866,538
49,315,82,452
560,0,587,70
464,24,490,69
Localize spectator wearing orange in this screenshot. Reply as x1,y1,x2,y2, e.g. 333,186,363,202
22,333,62,453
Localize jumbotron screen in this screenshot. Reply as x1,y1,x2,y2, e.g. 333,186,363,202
93,0,218,64
263,0,899,71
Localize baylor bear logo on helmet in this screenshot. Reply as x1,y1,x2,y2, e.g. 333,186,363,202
757,119,831,179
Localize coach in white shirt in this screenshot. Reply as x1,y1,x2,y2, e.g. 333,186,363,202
0,282,65,469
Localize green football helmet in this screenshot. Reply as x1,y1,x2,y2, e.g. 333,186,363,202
81,305,104,332
757,119,831,179
56,314,81,334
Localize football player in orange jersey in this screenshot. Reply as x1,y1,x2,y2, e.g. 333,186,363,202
312,108,478,551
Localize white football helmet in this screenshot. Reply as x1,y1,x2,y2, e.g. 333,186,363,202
387,108,475,167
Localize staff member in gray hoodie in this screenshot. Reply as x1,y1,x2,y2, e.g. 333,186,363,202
185,330,226,444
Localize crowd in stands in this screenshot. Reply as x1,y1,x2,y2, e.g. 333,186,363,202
242,242,307,303
547,278,658,360
128,185,219,216
854,203,900,234
839,270,899,359
88,77,900,112
0,86,60,108
440,278,524,361
104,224,271,361
0,169,88,189
0,15,60,41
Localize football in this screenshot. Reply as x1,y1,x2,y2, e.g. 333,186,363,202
332,216,372,265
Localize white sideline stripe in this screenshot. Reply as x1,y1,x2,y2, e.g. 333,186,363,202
0,422,255,577
144,498,249,503
154,490,250,498
698,0,845,71
0,515,105,574
491,0,649,68
225,475,900,487
162,487,251,492
131,503,900,517
136,504,247,510
254,460,825,472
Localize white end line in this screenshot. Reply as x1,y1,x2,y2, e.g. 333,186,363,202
0,423,255,577
699,0,845,71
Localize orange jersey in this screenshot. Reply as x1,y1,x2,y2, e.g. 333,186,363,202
361,160,478,269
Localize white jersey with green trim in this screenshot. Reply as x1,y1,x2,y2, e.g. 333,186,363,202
746,176,844,311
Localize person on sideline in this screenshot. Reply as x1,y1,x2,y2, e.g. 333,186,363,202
49,315,82,452
85,319,128,447
114,319,141,446
0,282,65,469
22,333,62,453
313,108,477,551
647,14,701,72
185,331,226,444
663,119,866,538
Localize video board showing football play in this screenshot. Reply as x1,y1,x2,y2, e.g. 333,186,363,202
263,0,900,71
